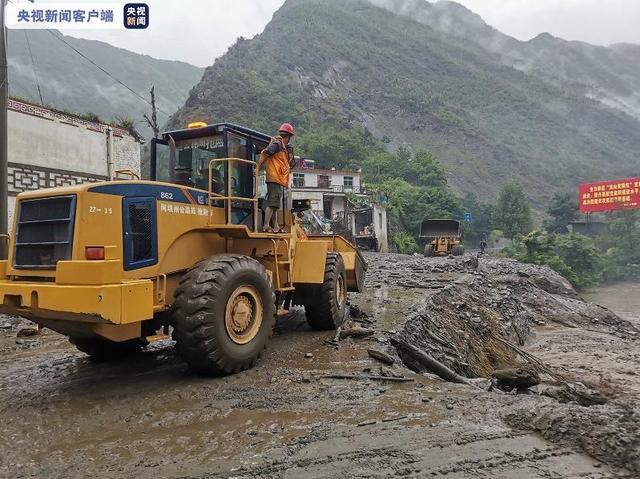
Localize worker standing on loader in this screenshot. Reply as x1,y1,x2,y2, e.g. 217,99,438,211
256,123,295,232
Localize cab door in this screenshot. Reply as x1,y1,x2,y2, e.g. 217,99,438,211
225,130,255,229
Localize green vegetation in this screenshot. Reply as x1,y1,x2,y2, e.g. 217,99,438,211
504,210,640,289
506,231,603,289
601,210,640,281
391,231,419,255
494,183,532,239
545,192,579,234
360,144,460,248
460,192,494,244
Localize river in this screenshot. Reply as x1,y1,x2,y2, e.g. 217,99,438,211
581,281,640,326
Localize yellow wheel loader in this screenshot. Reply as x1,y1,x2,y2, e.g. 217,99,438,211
0,123,366,375
420,219,464,257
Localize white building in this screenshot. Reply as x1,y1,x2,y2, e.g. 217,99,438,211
290,159,363,218
290,159,388,252
5,98,142,225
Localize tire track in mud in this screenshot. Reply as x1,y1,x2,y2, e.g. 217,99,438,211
196,420,611,478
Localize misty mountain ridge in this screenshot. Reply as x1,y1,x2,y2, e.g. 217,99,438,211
8,30,204,139
170,0,640,207
373,0,640,120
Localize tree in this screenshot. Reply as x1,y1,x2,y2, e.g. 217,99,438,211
460,192,494,244
515,230,603,289
363,148,447,188
545,192,578,234
495,183,532,239
297,128,375,170
607,209,640,255
379,178,460,237
603,209,640,280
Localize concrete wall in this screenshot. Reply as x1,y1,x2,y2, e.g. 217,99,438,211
328,172,360,189
292,168,361,190
5,99,141,226
373,204,388,253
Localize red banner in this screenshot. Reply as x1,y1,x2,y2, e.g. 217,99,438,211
579,177,640,213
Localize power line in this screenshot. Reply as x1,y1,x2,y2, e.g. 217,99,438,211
46,29,171,118
23,30,44,105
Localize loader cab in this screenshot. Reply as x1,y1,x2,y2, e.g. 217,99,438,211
150,123,271,229
151,123,271,195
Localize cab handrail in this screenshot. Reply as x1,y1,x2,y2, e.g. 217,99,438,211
113,169,141,181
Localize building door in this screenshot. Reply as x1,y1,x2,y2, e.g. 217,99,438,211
323,196,333,219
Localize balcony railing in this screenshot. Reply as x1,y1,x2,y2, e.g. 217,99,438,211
291,184,361,193
332,184,360,193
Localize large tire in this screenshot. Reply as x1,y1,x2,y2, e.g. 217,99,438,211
302,253,348,331
171,254,275,376
424,244,435,257
69,337,146,362
451,245,465,256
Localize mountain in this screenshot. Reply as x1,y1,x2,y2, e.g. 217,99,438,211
8,30,204,139
169,0,640,207
372,0,640,120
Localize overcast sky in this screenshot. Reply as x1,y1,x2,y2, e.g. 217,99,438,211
15,0,640,67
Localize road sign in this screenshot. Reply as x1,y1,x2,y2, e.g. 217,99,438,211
464,212,472,223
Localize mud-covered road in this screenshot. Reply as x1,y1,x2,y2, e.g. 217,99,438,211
1,253,638,478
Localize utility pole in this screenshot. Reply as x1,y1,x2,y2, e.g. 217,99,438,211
0,0,8,259
143,85,159,139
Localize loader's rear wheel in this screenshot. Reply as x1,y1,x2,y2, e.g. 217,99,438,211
452,245,465,256
69,337,146,362
302,253,347,331
171,254,275,376
424,244,435,257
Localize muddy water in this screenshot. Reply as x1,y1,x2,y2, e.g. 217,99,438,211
582,281,640,326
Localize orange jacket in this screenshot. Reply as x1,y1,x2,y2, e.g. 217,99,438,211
260,136,292,187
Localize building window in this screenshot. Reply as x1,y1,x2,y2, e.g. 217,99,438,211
293,172,305,187
344,176,354,188
318,175,331,188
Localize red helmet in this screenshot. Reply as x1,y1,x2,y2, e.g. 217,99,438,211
279,123,295,136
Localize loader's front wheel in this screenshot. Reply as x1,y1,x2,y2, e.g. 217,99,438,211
452,245,465,256
171,254,275,376
424,244,435,257
69,337,146,362
302,253,347,331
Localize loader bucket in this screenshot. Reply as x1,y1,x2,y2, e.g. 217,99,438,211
419,219,461,239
